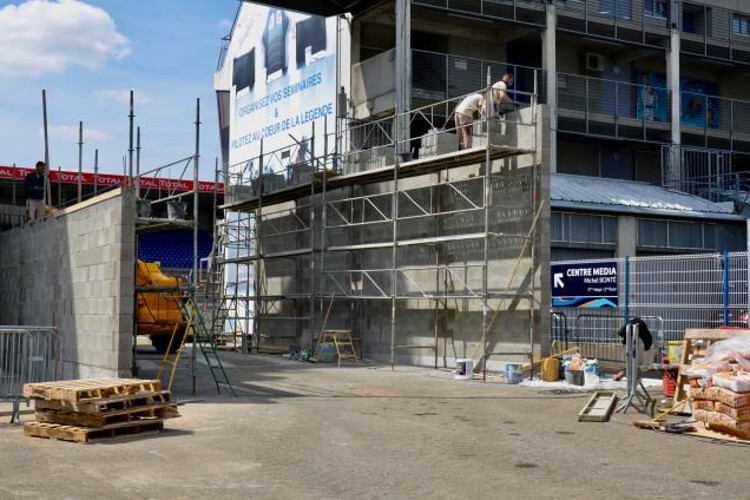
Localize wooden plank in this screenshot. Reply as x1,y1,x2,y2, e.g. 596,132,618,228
35,403,179,428
684,329,750,340
52,188,123,218
24,419,165,443
34,390,172,415
578,391,617,422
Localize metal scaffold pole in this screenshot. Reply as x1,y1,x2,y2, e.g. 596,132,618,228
42,90,52,210
128,91,135,181
192,97,201,396
77,121,83,204
482,67,492,381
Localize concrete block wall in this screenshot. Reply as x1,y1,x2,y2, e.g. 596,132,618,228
0,188,136,379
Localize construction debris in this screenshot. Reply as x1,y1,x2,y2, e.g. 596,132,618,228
22,378,179,443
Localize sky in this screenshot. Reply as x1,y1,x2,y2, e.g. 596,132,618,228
0,0,239,180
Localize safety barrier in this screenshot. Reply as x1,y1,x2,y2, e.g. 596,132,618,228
0,327,60,424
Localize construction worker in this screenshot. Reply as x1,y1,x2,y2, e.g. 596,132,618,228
454,92,486,150
492,73,515,114
24,161,46,222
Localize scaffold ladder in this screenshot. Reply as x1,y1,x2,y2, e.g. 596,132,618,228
158,295,236,396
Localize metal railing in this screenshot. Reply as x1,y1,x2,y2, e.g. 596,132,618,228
224,83,539,189
0,327,60,423
678,2,750,64
557,72,672,142
412,49,544,103
413,0,546,26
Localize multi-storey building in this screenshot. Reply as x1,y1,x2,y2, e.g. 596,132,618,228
215,0,750,365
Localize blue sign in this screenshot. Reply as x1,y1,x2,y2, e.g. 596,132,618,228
552,261,618,308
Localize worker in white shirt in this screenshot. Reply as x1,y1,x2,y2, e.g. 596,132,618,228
492,73,515,114
454,92,486,150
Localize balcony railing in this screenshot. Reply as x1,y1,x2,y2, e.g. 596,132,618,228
413,0,546,26
679,2,750,64
557,72,672,142
412,49,543,104
555,0,670,47
558,72,750,150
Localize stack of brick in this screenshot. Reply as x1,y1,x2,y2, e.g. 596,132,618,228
691,373,750,439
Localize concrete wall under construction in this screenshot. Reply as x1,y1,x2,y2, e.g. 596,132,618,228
251,106,550,371
0,188,136,379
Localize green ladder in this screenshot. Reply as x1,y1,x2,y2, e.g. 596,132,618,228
177,296,237,396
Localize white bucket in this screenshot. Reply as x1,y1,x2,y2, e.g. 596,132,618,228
455,358,474,380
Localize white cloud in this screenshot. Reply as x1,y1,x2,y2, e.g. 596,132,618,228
217,18,233,30
45,125,110,142
0,0,131,78
94,89,151,105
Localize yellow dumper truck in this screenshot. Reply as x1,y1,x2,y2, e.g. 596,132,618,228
136,260,186,353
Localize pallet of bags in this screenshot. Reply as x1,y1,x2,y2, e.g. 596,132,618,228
22,378,180,443
692,372,750,441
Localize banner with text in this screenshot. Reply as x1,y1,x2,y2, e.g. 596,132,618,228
228,4,337,173
551,261,619,308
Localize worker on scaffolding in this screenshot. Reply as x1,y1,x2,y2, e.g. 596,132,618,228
455,92,486,150
24,161,47,223
492,73,515,115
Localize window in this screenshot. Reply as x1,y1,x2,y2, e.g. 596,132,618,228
733,15,750,37
638,220,745,251
599,0,631,20
553,213,617,245
645,0,668,19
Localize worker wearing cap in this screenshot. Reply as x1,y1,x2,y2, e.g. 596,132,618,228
454,92,486,150
24,161,46,222
492,74,515,114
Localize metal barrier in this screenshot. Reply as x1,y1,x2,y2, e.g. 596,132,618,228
552,251,750,364
0,327,60,424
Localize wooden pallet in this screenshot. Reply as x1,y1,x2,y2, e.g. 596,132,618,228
34,390,172,415
24,420,164,443
35,403,179,428
24,378,162,402
673,329,750,408
578,391,617,422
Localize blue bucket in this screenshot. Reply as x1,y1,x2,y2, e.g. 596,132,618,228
505,363,524,384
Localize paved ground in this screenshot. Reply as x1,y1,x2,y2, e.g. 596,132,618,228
1,348,748,499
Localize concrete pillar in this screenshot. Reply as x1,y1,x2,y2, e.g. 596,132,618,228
542,0,557,173
616,215,637,258
395,0,411,157
666,27,681,188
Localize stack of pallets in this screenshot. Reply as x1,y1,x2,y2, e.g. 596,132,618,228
22,378,179,443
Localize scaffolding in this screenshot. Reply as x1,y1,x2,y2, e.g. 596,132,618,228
217,71,543,371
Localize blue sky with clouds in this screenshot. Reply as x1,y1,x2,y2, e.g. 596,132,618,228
0,0,238,180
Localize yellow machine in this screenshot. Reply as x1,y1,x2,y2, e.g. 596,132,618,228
136,260,186,353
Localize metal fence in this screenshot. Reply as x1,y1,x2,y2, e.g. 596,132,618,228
0,327,60,423
551,251,749,364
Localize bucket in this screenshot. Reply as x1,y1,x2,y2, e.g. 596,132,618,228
565,370,584,386
137,200,152,218
167,201,187,220
316,343,336,363
541,357,560,382
505,363,524,384
455,358,473,380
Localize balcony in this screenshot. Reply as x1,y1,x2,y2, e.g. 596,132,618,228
680,3,750,65
352,48,542,119
412,0,546,26
557,72,672,143
555,0,670,48
558,73,750,150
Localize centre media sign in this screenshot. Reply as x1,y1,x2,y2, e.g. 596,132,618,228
551,261,619,308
